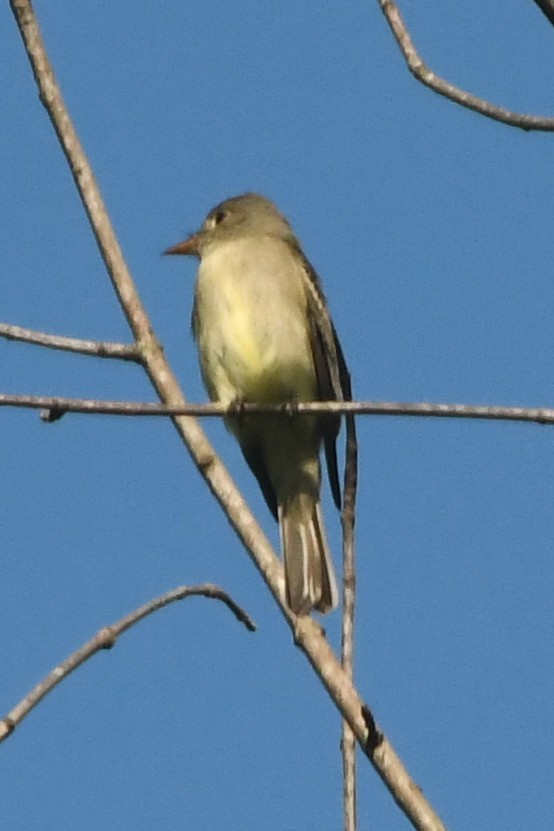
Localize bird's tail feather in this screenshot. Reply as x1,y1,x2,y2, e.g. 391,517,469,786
279,495,338,615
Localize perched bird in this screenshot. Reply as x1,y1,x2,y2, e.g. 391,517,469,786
165,193,350,615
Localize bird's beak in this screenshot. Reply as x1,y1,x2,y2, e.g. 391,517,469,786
163,232,201,257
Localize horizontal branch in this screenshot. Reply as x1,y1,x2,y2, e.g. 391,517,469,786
1,392,554,426
0,322,142,361
379,0,554,131
0,583,255,742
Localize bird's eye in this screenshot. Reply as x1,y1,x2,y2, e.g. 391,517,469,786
213,210,226,225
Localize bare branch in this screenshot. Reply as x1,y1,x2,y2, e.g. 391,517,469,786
0,322,142,361
10,2,444,826
531,0,554,27
379,0,554,131
2,392,554,427
0,584,255,743
293,616,446,831
341,368,359,831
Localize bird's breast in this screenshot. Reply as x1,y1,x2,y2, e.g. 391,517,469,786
194,238,316,404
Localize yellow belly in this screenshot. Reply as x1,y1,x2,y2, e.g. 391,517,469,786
194,238,317,405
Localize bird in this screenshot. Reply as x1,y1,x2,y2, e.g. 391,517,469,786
165,193,350,615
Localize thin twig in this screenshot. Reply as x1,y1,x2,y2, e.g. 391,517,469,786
0,323,142,361
531,0,554,27
2,391,554,427
0,584,255,742
10,3,445,827
379,0,554,131
341,369,358,831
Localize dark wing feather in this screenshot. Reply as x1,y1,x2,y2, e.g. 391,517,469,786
238,435,279,520
296,249,351,511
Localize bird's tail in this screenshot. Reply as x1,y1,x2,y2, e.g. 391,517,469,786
279,494,338,615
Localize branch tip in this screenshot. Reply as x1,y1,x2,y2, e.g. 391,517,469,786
380,0,554,131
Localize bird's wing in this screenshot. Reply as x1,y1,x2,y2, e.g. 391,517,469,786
297,249,352,510
238,434,279,520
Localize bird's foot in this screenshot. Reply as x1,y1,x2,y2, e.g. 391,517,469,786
227,396,246,421
281,397,300,420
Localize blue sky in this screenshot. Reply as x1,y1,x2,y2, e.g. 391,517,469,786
2,2,554,829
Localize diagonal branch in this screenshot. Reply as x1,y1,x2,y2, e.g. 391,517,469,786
379,0,554,131
0,322,142,361
0,583,255,742
10,2,444,827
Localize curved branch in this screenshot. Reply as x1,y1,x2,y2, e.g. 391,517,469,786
0,323,142,361
379,0,554,131
0,584,255,743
